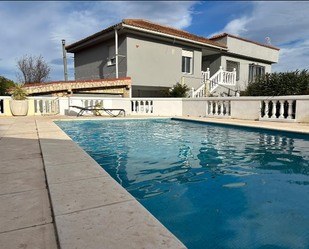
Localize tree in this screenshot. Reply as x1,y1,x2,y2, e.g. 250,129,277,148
161,83,190,97
243,69,309,96
16,54,51,84
0,75,16,95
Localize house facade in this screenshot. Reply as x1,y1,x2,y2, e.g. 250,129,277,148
66,19,280,97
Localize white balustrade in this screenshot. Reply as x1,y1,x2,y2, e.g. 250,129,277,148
207,100,231,117
34,98,60,115
260,99,295,121
131,100,153,114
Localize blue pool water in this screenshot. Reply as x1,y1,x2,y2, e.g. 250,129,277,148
55,119,309,249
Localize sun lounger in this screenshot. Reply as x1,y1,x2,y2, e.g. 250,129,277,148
69,105,126,117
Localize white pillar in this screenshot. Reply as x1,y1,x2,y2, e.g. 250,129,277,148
279,100,285,119
226,101,230,116
191,87,195,98
219,66,223,84
233,68,236,84
208,101,213,116
219,101,224,116
271,100,277,118
287,100,293,119
214,101,218,115
264,100,269,118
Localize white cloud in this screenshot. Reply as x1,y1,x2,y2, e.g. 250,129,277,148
208,2,309,72
0,1,197,82
209,16,252,38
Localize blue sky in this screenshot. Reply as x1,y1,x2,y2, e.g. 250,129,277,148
1,1,309,82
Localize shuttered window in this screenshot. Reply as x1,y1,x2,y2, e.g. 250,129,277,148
249,64,265,82
226,60,240,81
182,50,193,74
108,45,116,65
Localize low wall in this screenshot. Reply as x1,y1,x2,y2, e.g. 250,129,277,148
1,95,309,123
182,99,207,117
295,100,309,123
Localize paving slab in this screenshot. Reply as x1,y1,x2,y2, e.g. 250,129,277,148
0,137,40,146
0,189,52,233
0,150,42,161
0,169,46,195
55,200,186,249
3,133,39,139
45,160,108,184
50,176,134,215
0,157,44,174
42,150,96,167
0,224,58,249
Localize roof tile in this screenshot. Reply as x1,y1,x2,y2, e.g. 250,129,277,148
66,19,227,51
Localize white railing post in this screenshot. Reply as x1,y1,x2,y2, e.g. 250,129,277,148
279,100,285,119
48,100,52,114
208,101,213,116
219,101,224,116
42,101,46,115
287,100,293,119
36,100,40,114
137,101,140,113
233,68,236,84
264,100,269,118
260,101,263,118
191,87,195,98
225,101,230,116
219,66,223,84
271,100,277,118
214,101,218,116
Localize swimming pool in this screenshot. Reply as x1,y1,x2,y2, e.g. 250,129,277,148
55,119,309,249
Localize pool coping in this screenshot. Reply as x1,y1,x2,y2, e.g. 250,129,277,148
37,115,309,249
37,116,187,249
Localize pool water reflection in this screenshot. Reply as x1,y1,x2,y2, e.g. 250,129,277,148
55,119,309,249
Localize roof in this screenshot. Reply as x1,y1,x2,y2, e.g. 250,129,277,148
210,33,280,51
66,19,227,51
121,19,227,49
65,22,122,51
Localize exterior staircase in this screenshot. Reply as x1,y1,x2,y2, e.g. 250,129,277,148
191,66,237,98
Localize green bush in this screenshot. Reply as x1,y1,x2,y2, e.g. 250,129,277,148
244,69,309,96
161,83,190,97
0,75,16,95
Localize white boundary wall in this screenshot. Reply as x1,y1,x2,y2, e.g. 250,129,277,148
1,95,309,123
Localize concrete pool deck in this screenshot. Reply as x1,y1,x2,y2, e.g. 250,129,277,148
1,115,309,249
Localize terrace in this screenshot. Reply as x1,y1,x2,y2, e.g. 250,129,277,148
1,96,309,248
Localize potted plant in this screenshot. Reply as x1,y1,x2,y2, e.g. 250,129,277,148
9,84,29,116
94,102,103,116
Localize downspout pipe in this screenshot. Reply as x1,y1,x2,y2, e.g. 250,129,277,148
62,39,68,81
114,28,119,79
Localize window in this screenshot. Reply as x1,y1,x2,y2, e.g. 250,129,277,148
182,50,193,74
108,45,116,66
226,60,240,81
249,64,265,82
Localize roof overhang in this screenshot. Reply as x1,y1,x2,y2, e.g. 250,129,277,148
122,23,228,51
66,21,228,53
